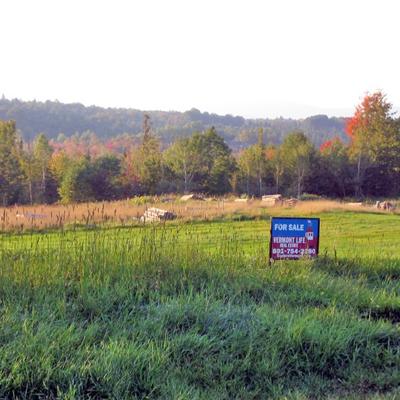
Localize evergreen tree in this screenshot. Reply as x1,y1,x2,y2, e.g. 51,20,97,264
134,114,162,194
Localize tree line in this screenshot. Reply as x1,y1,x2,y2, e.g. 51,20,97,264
0,96,346,149
1,92,399,206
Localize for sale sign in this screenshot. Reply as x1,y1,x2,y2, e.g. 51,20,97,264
269,217,320,261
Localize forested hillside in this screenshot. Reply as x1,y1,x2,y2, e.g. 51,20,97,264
0,97,347,148
1,92,399,206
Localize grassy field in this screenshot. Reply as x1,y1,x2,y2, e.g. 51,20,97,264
0,206,399,399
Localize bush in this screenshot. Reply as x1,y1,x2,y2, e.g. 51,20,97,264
299,193,323,201
130,195,156,206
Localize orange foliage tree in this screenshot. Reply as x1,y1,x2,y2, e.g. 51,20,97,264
345,92,398,197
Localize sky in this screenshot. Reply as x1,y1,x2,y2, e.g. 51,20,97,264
0,0,399,119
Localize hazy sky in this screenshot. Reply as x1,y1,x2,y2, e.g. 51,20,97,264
1,0,399,118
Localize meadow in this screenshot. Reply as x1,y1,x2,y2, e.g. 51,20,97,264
0,201,399,399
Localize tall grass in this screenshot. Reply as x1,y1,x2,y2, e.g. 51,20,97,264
0,211,399,399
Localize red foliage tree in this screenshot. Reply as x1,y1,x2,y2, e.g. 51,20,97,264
346,92,392,141
346,91,397,197
319,137,343,153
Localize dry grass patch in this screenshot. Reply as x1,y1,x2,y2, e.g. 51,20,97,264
0,198,396,232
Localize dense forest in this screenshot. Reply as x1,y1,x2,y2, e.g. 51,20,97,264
1,92,399,206
0,97,347,149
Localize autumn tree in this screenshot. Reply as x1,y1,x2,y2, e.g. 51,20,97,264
120,148,141,196
49,150,70,186
346,92,400,197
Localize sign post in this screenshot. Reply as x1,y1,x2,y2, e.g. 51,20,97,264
269,217,320,262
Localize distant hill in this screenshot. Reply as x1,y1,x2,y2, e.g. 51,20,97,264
0,97,348,149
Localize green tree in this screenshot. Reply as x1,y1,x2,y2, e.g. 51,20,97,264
58,155,123,203
319,138,352,197
58,157,94,203
191,127,236,194
33,133,53,202
136,137,162,194
266,146,284,194
90,155,122,200
164,137,201,193
237,142,268,196
133,115,162,194
280,132,315,198
19,144,38,204
238,147,256,195
0,120,23,205
255,127,266,196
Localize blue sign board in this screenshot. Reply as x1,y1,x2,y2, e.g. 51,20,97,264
269,217,320,260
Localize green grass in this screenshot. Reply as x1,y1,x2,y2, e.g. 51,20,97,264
0,211,399,399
